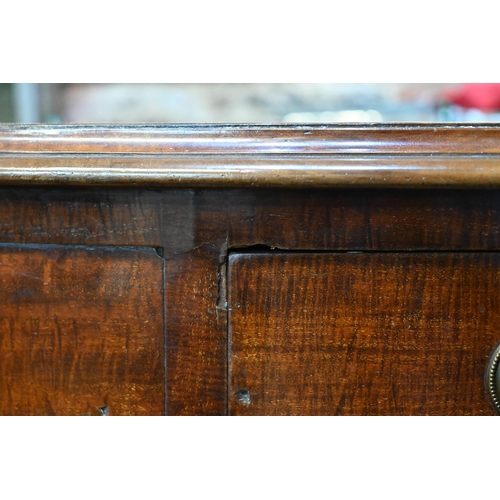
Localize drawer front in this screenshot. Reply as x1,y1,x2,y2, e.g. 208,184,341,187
0,245,164,415
228,252,500,415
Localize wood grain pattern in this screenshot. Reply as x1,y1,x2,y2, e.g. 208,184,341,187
226,189,500,251
2,124,500,154
165,192,229,415
3,188,500,251
3,187,500,416
165,249,227,415
228,252,500,415
1,125,500,415
161,189,500,414
1,125,500,187
3,154,500,188
0,188,164,247
0,244,164,415
0,187,195,255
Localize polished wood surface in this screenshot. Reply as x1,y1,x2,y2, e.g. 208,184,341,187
1,188,500,415
3,188,500,251
1,124,500,415
164,188,500,415
3,154,500,188
1,125,500,187
0,245,164,415
2,124,500,154
0,188,165,247
228,252,499,415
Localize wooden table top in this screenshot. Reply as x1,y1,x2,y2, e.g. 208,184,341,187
1,124,500,188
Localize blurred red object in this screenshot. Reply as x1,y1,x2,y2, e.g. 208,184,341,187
443,84,500,112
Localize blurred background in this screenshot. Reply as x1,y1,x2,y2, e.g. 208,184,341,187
1,83,500,124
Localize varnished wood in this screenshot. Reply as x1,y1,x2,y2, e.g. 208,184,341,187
0,188,165,247
2,124,500,154
2,187,500,415
1,125,500,187
1,124,500,415
228,252,499,415
0,244,164,415
165,249,227,415
165,190,229,415
225,189,500,251
3,189,500,251
3,154,500,188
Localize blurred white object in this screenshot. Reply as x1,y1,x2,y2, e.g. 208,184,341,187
283,109,383,123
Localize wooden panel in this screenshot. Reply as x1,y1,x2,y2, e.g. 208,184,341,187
165,193,229,415
165,249,227,415
0,188,195,256
226,189,500,251
3,188,500,251
0,188,165,247
228,252,500,415
0,244,164,415
166,188,500,414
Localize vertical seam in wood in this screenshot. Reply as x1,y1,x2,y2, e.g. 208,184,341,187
162,252,167,416
225,254,230,416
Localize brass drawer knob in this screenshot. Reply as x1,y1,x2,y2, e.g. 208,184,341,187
486,344,500,413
